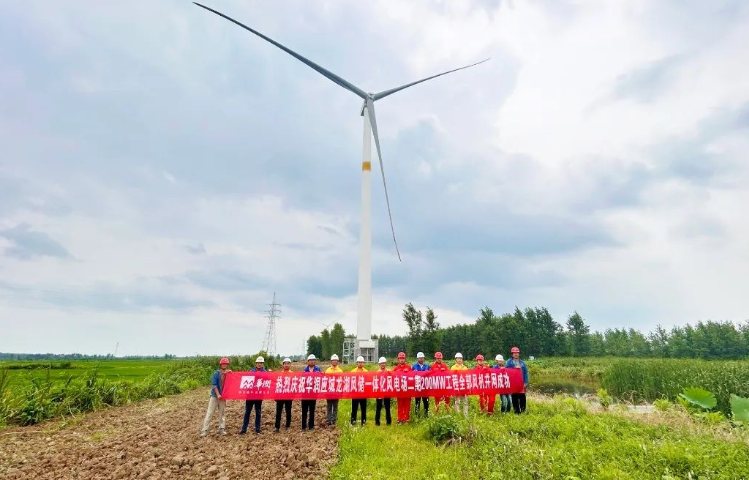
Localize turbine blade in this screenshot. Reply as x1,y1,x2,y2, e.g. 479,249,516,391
193,3,367,99
365,98,402,262
373,58,490,101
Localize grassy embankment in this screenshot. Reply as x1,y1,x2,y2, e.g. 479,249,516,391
330,396,749,480
330,358,749,479
0,356,276,428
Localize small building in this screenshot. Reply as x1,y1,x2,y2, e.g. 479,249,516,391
342,336,379,364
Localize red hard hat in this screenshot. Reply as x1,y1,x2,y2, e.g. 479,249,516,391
511,347,520,353
434,352,443,359
219,357,230,365
476,354,484,361
397,352,406,359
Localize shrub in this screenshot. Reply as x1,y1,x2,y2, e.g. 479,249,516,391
597,388,612,410
653,399,671,412
424,414,470,444
730,394,749,424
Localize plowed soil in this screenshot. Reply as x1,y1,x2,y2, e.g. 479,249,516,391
0,389,340,479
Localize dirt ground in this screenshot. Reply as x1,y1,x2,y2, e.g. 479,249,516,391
0,389,340,479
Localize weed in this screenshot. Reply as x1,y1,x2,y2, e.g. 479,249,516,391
597,388,612,410
424,413,471,444
653,399,671,412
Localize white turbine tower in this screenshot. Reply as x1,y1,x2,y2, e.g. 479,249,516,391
195,3,488,362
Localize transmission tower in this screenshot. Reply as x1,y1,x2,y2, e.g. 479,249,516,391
261,293,281,358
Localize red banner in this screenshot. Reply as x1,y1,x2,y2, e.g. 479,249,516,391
221,369,524,400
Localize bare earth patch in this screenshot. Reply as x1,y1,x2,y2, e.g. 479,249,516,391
0,389,339,479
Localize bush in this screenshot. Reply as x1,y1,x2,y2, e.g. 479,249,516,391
597,388,612,410
654,399,671,412
424,413,470,444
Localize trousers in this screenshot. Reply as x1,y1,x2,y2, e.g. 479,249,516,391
275,400,291,430
351,398,367,425
511,393,527,414
414,396,429,416
375,398,391,425
301,400,316,429
200,396,226,434
241,400,262,433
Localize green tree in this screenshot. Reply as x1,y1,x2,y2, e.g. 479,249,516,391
648,325,670,358
402,303,424,356
307,335,323,358
329,323,346,358
566,311,591,357
589,332,605,356
320,328,331,359
423,307,441,357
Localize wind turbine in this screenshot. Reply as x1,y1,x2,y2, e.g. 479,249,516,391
194,3,488,359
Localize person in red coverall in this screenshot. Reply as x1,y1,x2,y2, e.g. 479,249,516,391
474,354,494,414
392,352,412,423
431,352,451,413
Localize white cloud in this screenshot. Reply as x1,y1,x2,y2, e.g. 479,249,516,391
1,0,749,356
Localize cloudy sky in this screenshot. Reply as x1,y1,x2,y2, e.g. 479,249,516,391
1,0,748,357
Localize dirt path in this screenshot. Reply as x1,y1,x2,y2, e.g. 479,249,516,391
0,389,340,479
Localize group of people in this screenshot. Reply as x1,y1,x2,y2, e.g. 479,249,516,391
200,347,529,437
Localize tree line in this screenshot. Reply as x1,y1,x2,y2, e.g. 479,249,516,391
0,353,179,361
307,304,749,360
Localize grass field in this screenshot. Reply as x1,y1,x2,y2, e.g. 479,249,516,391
330,396,749,480
0,355,278,427
0,360,175,388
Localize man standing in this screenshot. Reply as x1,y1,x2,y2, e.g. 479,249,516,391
392,352,412,423
451,353,469,418
274,358,294,432
474,354,492,414
302,354,321,430
350,356,368,426
240,356,266,434
505,347,529,414
200,357,230,437
431,352,451,413
324,354,343,427
493,354,511,413
374,357,392,426
412,352,431,417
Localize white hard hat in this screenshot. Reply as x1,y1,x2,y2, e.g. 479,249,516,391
378,357,387,364
330,354,339,361
307,354,316,360
356,356,365,362
255,356,265,363
495,354,504,362
416,352,425,358
283,357,291,363
455,352,463,359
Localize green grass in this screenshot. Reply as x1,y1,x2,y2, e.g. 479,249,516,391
329,397,749,480
0,360,174,388
603,359,749,414
0,354,277,428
